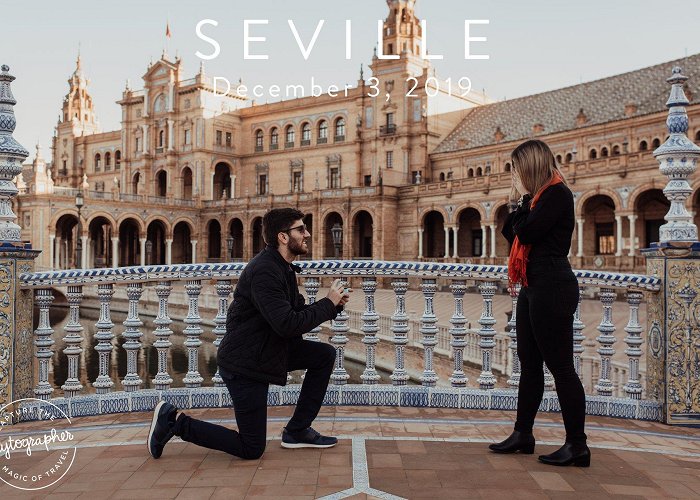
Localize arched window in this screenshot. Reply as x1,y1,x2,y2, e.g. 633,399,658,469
639,140,648,151
270,128,279,149
334,118,346,141
301,122,311,144
612,145,620,156
652,138,661,148
115,150,121,170
285,125,295,147
468,168,474,178
94,153,101,171
601,147,609,157
158,130,165,147
105,152,111,170
504,162,511,172
156,170,167,197
318,120,328,142
555,155,562,164
565,153,572,164
695,130,700,142
132,172,140,195
439,172,445,181
589,149,598,160
255,130,264,151
476,167,483,176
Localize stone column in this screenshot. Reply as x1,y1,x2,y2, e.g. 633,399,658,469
443,227,450,258
615,215,623,257
191,240,198,263
576,218,584,257
166,238,173,265
111,237,119,267
489,224,497,258
54,236,61,269
167,119,174,151
49,234,55,270
628,215,637,256
81,235,88,269
417,228,423,258
139,237,146,266
0,65,41,411
167,82,174,112
142,124,149,153
480,225,487,257
452,226,459,258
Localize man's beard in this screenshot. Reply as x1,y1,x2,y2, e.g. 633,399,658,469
288,237,308,256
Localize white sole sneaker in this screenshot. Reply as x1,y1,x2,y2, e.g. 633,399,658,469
280,441,337,449
147,400,166,458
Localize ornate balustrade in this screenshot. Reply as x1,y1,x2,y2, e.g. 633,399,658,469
17,260,662,422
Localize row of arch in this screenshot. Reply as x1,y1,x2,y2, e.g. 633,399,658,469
50,209,377,269
94,150,122,172
255,117,346,150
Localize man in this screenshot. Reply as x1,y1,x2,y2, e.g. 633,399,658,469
148,208,350,460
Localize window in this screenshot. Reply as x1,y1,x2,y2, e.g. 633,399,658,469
601,147,609,157
639,140,648,151
468,168,474,178
159,130,165,147
226,132,232,147
364,175,372,186
476,167,483,176
184,129,191,145
270,128,279,149
411,171,421,184
696,131,700,142
318,121,328,143
612,145,620,156
386,151,393,169
135,137,140,153
216,130,223,146
589,149,598,160
301,123,311,145
285,126,295,147
115,150,121,170
386,113,394,126
255,130,264,151
293,171,302,192
334,118,345,141
94,153,101,171
330,167,340,189
105,152,111,171
565,153,572,164
596,223,615,255
62,160,67,172
505,162,512,171
652,138,661,148
258,174,267,195
555,155,562,164
439,173,445,181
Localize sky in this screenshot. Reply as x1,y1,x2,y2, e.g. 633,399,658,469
4,0,700,159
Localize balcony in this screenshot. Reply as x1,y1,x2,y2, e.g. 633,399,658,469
301,139,311,147
334,135,345,142
255,145,263,152
270,143,279,150
285,141,295,149
380,124,397,136
317,137,328,145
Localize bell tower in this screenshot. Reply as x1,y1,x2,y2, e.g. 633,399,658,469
60,54,99,131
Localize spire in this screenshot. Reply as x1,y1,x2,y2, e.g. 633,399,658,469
655,66,700,243
35,142,43,161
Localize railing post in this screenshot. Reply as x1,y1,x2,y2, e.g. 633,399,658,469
644,66,700,424
212,280,232,387
390,277,409,386
0,65,41,412
506,284,521,388
623,291,643,399
477,281,497,390
121,283,144,392
183,280,204,388
33,289,55,400
93,283,116,394
330,279,350,385
448,279,468,387
62,285,85,397
419,278,439,387
303,277,321,342
153,281,174,390
595,288,617,396
360,277,380,384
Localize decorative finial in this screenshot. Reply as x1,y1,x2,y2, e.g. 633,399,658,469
0,65,30,243
360,64,364,81
654,66,700,244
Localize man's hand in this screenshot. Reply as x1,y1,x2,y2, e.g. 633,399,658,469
326,279,347,306
339,286,353,306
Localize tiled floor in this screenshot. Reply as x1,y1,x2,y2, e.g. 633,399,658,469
1,406,700,499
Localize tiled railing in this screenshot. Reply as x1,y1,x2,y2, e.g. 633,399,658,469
17,261,662,421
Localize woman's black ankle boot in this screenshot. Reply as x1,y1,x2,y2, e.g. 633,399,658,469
538,442,590,467
488,431,535,454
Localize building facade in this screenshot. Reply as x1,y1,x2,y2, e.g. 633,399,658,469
16,0,700,273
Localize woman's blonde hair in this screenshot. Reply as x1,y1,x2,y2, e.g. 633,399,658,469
511,139,566,195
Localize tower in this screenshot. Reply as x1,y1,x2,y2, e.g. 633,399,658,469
53,54,101,187
373,0,429,77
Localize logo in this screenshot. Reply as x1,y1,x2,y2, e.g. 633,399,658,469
0,398,77,491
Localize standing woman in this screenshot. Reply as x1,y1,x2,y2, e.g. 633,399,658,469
489,139,590,467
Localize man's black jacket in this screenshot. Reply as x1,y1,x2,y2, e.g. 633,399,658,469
217,245,340,385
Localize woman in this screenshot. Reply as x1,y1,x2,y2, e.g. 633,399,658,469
489,139,590,467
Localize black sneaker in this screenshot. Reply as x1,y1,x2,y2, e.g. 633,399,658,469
148,401,178,459
281,427,337,449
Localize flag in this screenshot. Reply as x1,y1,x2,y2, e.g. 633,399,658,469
166,22,171,39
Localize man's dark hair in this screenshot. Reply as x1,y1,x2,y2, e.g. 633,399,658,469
262,208,305,248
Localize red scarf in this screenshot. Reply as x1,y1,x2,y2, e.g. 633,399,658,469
507,171,563,294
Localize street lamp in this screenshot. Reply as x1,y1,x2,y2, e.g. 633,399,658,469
145,240,153,265
75,190,84,268
226,236,234,261
331,222,343,258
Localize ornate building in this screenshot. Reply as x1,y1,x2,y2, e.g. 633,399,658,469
16,0,700,273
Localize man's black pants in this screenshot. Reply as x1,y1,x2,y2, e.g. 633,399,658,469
173,339,336,459
514,257,587,445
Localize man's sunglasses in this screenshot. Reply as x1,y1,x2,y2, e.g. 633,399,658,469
282,224,307,234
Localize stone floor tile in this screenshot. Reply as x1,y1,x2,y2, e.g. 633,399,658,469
601,484,665,496
153,470,196,488
109,487,182,499
528,471,575,492
174,487,216,499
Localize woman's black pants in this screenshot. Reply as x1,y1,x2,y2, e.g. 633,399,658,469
514,258,587,445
